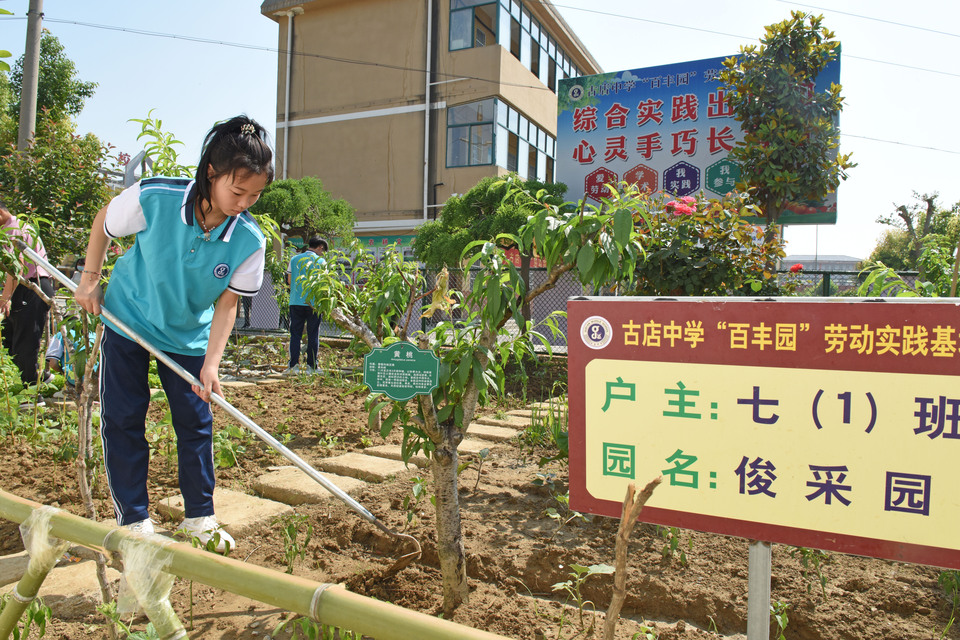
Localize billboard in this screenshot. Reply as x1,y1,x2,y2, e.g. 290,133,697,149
557,55,841,225
568,298,960,569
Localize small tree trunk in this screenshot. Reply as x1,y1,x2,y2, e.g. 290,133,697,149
430,429,469,616
603,477,661,640
519,252,532,328
764,201,782,273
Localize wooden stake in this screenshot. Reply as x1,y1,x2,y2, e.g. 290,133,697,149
603,476,662,640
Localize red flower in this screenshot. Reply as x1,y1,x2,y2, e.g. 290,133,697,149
789,263,804,273
666,201,695,215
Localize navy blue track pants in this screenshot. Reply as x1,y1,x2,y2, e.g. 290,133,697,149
99,326,216,526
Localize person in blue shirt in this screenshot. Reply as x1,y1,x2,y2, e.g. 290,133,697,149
75,115,273,552
44,325,98,389
285,236,327,373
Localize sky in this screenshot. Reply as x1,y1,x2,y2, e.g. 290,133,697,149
0,0,957,261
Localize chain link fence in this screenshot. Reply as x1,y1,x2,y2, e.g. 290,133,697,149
236,268,923,349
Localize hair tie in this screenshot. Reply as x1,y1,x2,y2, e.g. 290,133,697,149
240,123,255,135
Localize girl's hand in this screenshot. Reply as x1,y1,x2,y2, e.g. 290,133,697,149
75,276,104,315
192,361,221,403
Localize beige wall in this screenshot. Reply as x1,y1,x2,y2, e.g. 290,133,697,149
287,112,425,220
289,0,426,118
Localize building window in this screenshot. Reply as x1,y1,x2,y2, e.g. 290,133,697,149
506,132,519,172
446,99,495,167
450,1,496,51
509,18,521,60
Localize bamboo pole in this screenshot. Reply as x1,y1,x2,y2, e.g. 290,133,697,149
0,490,508,640
0,507,70,640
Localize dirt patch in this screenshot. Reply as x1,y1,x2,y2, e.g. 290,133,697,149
0,354,956,639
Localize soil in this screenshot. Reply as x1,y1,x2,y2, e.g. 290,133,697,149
0,343,956,640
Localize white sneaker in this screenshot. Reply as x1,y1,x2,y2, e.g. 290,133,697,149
122,518,155,535
179,515,235,553
282,364,301,375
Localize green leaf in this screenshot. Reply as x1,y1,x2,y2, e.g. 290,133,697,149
612,209,633,246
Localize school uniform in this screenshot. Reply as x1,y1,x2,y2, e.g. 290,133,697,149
287,250,325,369
99,177,265,526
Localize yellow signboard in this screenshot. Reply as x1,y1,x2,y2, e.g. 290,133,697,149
569,298,960,569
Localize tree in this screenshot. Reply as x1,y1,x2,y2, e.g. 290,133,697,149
8,32,97,123
414,175,566,321
250,176,355,246
302,176,646,615
625,188,789,296
0,113,116,263
869,192,959,273
719,11,855,252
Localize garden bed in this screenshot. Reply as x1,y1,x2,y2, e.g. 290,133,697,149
0,347,956,639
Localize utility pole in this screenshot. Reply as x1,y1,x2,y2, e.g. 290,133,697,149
17,0,43,150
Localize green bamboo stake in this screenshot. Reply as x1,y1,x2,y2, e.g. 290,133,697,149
0,490,508,640
0,507,69,640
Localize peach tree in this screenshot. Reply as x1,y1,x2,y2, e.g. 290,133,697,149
301,176,646,614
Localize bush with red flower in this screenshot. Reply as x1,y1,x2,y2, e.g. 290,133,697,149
610,184,792,296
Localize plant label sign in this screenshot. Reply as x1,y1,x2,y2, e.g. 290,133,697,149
363,342,439,401
568,297,960,570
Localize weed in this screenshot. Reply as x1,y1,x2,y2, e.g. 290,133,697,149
358,434,373,448
456,447,490,490
770,600,790,640
791,546,831,599
522,387,569,466
656,526,691,566
272,617,363,639
315,433,342,450
551,563,615,631
531,471,557,492
403,476,430,525
274,512,314,574
543,491,589,534
633,625,658,640
0,593,53,639
213,424,254,468
938,570,960,639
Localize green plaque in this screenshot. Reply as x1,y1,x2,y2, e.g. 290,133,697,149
363,342,440,401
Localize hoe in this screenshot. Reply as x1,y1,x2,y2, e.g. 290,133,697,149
18,240,421,575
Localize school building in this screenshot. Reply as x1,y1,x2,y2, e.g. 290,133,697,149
259,0,601,258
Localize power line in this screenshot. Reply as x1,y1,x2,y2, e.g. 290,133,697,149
35,17,557,94
775,0,960,39
544,1,960,79
841,133,960,156
4,15,958,155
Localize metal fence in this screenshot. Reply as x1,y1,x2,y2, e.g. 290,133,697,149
237,268,922,347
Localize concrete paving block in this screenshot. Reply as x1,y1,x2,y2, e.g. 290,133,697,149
528,398,567,410
221,380,257,389
468,423,520,442
474,415,531,430
0,560,120,619
257,377,282,385
507,409,534,418
459,438,498,455
363,445,429,468
251,467,367,505
157,488,294,540
0,551,30,588
318,453,410,482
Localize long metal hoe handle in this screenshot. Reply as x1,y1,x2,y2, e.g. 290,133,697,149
17,241,384,528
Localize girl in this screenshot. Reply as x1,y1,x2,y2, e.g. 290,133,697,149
75,115,273,552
